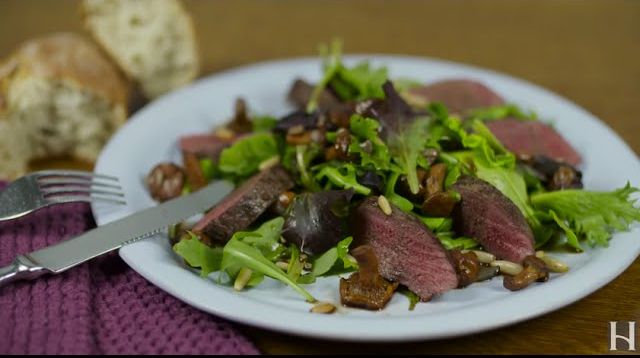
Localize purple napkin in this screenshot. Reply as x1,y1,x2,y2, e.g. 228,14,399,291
0,182,259,355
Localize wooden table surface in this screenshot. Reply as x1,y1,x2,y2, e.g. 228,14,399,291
2,0,639,354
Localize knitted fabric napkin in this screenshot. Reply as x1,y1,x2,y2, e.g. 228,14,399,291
0,182,259,355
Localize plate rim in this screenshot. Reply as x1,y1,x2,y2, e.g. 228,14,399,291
93,54,640,342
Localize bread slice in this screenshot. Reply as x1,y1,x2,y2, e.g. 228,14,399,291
0,33,129,179
81,0,200,99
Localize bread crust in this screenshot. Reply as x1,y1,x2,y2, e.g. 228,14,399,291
79,0,200,99
0,33,130,115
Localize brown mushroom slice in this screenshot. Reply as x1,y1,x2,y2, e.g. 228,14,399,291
226,98,253,134
503,255,549,291
339,245,399,310
450,250,480,288
182,151,207,191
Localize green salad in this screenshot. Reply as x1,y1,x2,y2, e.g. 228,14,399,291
144,41,640,311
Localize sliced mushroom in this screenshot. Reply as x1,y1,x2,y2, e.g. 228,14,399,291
503,255,549,291
450,250,480,287
339,245,399,310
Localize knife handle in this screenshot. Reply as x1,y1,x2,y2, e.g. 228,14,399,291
0,255,48,288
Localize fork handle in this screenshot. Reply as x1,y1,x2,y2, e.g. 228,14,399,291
0,255,48,288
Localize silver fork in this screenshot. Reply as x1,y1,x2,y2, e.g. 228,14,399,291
0,170,126,222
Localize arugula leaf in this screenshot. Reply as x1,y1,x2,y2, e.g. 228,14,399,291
467,104,537,121
387,117,431,194
199,158,216,181
418,216,453,233
287,244,304,282
384,170,414,212
307,39,388,111
252,115,278,132
531,183,640,248
221,238,316,302
231,217,286,261
348,115,392,171
330,61,388,101
436,234,480,250
398,287,420,311
311,237,358,277
173,232,223,277
218,133,279,178
313,163,372,195
307,40,343,112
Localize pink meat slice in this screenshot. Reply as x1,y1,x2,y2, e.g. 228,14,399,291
193,165,294,244
179,134,237,160
452,176,535,263
352,197,458,300
409,79,504,114
486,119,582,166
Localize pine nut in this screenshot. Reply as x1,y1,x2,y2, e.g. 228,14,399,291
275,261,289,271
378,195,392,215
535,250,545,259
214,126,235,139
310,302,336,314
258,155,280,171
540,255,569,273
233,268,253,291
462,250,495,264
303,262,313,271
490,260,523,276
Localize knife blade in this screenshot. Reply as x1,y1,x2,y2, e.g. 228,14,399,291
0,180,234,287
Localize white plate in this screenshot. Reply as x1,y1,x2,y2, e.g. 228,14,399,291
92,55,640,342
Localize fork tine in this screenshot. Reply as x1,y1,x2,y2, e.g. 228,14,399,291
35,170,119,182
46,194,127,205
37,177,123,190
42,186,125,198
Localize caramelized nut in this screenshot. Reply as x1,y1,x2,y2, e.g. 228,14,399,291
146,162,186,202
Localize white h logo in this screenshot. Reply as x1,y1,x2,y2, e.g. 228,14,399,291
610,321,636,351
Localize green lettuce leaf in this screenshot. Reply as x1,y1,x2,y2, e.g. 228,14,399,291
218,133,279,178
467,104,537,121
384,170,414,212
221,238,316,302
252,115,278,132
307,39,388,111
313,162,372,195
387,117,431,195
173,232,223,277
531,183,640,249
311,237,358,277
348,115,392,171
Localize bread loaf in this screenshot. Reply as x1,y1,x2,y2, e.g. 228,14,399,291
81,0,200,99
0,33,129,179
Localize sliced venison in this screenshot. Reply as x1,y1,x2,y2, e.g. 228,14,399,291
192,165,295,244
352,197,459,300
486,119,582,166
451,175,535,263
409,79,504,114
179,134,236,161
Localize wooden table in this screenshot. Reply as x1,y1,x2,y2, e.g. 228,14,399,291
2,0,639,354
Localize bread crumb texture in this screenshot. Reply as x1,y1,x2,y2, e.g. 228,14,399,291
82,0,200,99
0,33,128,179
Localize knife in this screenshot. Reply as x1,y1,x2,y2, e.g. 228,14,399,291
0,180,234,287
